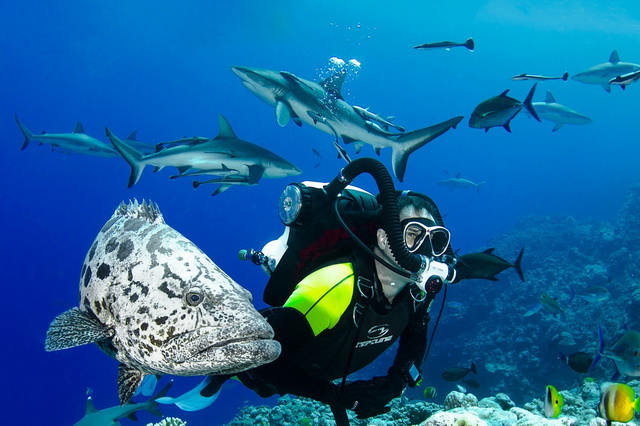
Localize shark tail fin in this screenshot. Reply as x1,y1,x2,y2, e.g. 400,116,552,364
392,116,463,182
561,72,569,81
464,38,475,52
15,115,34,150
106,127,146,188
513,247,525,282
523,83,541,122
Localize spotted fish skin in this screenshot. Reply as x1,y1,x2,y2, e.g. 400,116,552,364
47,200,280,400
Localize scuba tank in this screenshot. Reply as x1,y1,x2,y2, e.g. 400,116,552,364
239,157,458,307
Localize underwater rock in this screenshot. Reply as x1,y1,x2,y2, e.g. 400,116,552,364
421,411,487,426
493,393,516,410
146,418,187,426
444,391,478,410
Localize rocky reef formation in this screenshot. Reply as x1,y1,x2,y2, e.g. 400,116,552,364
226,380,639,424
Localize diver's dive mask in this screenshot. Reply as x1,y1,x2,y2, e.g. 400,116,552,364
401,217,450,257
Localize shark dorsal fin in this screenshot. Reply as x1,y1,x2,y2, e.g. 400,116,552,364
216,115,237,139
85,397,97,415
609,50,620,64
73,122,86,134
545,90,556,103
455,172,462,178
499,89,510,97
320,69,346,100
126,130,138,141
483,248,496,254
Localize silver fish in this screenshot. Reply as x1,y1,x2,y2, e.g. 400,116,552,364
45,200,280,404
603,330,640,377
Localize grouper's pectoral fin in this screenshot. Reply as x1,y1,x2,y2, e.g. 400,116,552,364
45,307,114,351
118,363,145,405
275,100,293,127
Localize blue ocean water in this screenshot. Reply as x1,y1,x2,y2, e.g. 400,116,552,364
2,1,640,424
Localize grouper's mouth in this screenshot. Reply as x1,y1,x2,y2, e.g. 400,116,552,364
163,325,280,367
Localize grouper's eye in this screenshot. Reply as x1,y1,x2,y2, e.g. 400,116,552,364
186,291,204,306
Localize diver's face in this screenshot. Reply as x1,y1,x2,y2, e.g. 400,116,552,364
376,207,434,265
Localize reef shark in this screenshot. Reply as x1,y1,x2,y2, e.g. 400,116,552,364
15,115,119,158
531,91,593,132
572,50,640,92
106,114,301,191
437,172,484,192
74,381,171,426
230,65,463,182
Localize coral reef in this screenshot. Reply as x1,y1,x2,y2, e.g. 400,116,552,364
146,417,187,426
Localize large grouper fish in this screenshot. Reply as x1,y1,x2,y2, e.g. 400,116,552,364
45,200,280,404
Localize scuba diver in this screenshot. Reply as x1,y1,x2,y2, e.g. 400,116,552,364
160,158,502,423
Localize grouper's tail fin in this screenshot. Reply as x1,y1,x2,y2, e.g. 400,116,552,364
392,115,463,182
106,127,146,188
15,114,34,150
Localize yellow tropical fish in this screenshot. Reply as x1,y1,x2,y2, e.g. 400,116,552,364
544,385,564,418
599,382,640,423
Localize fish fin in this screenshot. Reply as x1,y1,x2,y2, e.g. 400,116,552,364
602,84,611,93
135,375,159,397
275,101,292,127
292,116,302,127
609,50,620,64
126,130,138,141
486,276,500,281
212,184,232,196
85,396,97,414
175,166,191,175
588,327,605,372
482,248,496,254
106,127,146,188
393,116,463,182
45,307,113,351
73,122,86,134
118,364,144,405
216,114,237,138
568,286,575,303
464,38,474,51
523,83,541,122
499,89,511,97
374,147,381,156
513,247,525,282
562,72,569,81
552,123,564,132
247,165,265,184
126,413,139,421
351,141,364,154
15,115,34,150
470,361,477,374
621,85,627,91
545,90,556,103
157,376,224,412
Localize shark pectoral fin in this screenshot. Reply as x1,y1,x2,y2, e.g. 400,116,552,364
247,164,265,184
176,166,191,175
118,364,144,405
602,84,612,93
45,307,113,351
292,117,302,127
212,185,232,196
275,101,292,127
552,123,564,132
374,147,381,156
